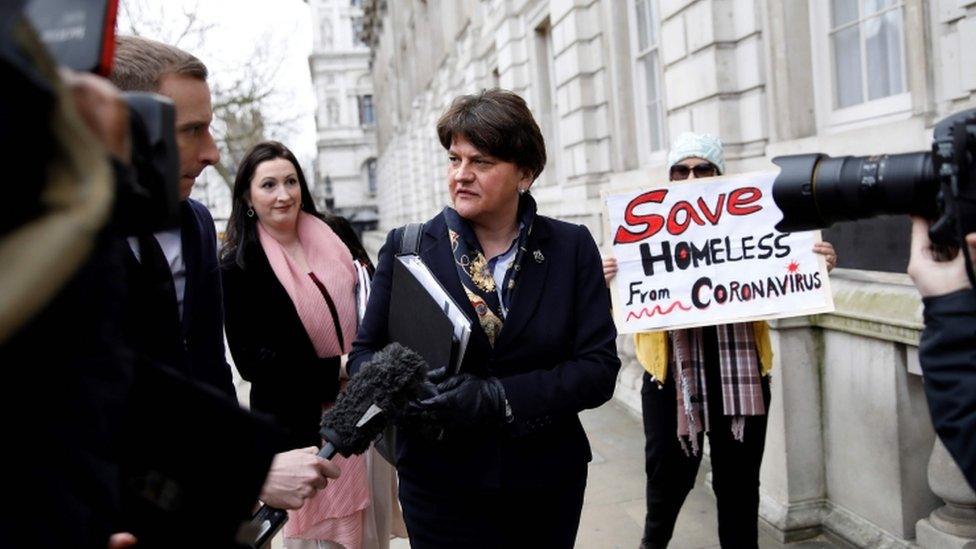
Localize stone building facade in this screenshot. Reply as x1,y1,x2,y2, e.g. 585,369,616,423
308,0,379,234
360,0,976,546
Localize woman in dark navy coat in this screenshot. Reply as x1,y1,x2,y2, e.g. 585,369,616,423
348,89,621,548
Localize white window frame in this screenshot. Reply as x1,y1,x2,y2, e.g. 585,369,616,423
364,158,377,196
809,1,911,133
527,9,563,188
351,16,366,48
627,0,667,166
359,94,375,126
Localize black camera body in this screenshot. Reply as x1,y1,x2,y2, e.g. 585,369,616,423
928,110,976,246
26,0,181,234
24,0,117,76
772,109,976,284
114,92,182,233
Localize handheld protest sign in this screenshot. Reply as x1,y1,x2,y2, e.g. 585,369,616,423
603,171,834,333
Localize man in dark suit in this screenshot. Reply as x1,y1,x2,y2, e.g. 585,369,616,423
908,216,976,490
110,36,232,397
111,35,338,511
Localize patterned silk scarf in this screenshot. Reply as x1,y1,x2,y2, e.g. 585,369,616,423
443,194,537,346
670,323,765,456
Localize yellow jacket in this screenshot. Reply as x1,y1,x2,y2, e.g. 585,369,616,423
634,322,773,384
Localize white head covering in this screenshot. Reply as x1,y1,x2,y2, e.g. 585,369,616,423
667,132,725,175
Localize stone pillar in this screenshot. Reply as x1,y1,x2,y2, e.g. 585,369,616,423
915,438,976,548
548,0,612,231
613,333,644,418
758,316,826,542
759,271,941,546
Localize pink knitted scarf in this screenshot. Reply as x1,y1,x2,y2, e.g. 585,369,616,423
258,212,358,357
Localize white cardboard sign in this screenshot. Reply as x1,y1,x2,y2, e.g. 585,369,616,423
604,171,835,333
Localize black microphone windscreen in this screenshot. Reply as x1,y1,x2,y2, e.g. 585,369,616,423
321,342,427,456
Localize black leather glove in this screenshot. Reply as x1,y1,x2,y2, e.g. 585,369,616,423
398,367,462,422
416,373,510,430
398,378,444,440
425,366,450,384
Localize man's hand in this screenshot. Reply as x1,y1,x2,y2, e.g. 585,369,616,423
107,533,137,549
259,447,341,510
61,69,131,163
907,216,976,297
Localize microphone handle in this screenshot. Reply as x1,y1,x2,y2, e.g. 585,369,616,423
248,442,338,548
319,441,337,459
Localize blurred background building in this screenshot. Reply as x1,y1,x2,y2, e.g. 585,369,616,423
350,0,976,547
308,0,379,237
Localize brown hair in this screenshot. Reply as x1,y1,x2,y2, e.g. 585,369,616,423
110,35,208,92
436,89,546,180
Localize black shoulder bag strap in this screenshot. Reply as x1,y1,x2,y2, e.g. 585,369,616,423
375,221,424,466
397,222,424,256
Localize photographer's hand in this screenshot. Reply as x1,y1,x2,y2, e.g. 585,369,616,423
61,69,131,163
907,216,975,297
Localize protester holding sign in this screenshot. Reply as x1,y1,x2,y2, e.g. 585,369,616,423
604,133,836,549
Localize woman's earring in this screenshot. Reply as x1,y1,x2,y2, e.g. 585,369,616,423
246,207,255,218
518,187,527,195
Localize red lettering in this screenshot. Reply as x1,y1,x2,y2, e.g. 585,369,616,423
696,194,725,225
615,186,763,244
728,187,763,215
613,189,668,244
666,201,705,235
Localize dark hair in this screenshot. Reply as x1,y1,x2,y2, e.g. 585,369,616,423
436,89,546,180
110,36,208,92
220,141,320,269
322,215,375,274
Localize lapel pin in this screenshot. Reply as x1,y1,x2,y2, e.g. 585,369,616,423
533,250,544,263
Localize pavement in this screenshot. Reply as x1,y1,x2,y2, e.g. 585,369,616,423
574,401,842,548
277,401,845,548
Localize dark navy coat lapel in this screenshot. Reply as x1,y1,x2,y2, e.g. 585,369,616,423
419,212,553,356
493,219,551,349
419,214,493,354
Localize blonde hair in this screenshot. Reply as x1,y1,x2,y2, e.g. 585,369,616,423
110,35,208,92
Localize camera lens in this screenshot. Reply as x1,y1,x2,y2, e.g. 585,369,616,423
772,151,935,232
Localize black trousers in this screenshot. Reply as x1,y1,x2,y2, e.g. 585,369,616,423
641,328,771,549
398,465,587,549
